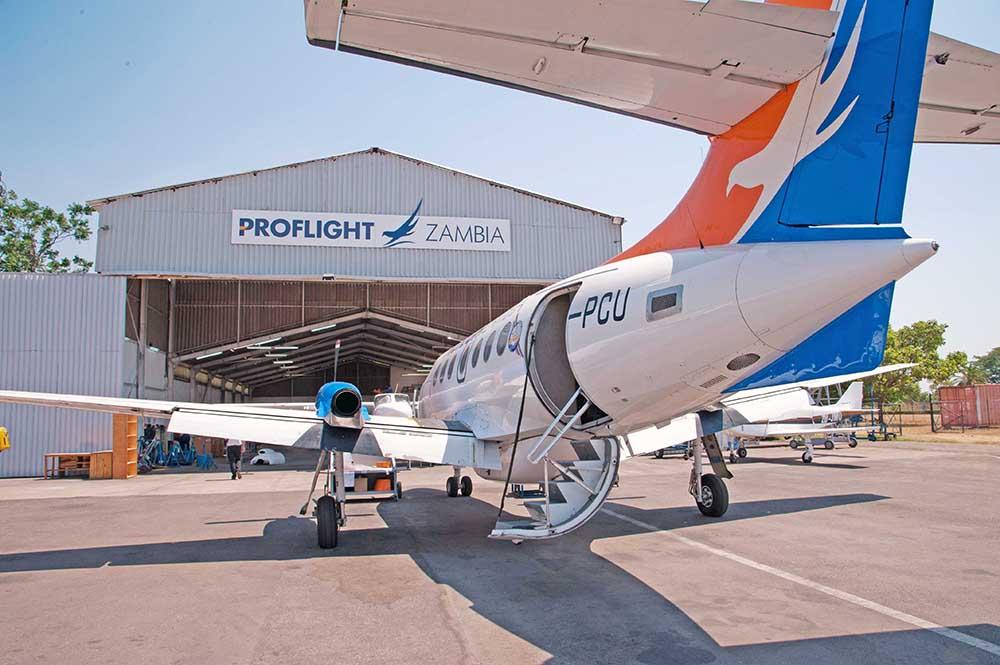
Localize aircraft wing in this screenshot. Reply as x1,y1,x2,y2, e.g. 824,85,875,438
732,422,868,438
917,33,1000,144
721,363,916,407
621,413,699,458
308,0,840,135
307,2,999,143
0,390,498,469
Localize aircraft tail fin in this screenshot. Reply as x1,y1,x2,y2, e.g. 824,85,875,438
614,0,934,260
835,381,865,411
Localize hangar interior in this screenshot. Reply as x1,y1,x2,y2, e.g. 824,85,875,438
127,277,542,399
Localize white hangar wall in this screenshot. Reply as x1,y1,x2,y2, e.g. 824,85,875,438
92,148,623,280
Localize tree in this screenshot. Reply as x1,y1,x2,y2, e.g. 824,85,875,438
869,320,971,404
0,176,94,273
972,347,1000,384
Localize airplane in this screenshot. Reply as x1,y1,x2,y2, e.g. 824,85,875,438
633,364,913,464
722,381,875,463
2,0,997,549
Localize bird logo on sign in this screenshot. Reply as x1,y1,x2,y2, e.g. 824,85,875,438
382,199,423,248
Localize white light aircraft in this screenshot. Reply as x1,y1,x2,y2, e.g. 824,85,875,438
632,364,913,465
1,0,997,548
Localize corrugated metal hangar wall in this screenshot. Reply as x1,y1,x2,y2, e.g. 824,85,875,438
94,148,622,280
0,149,623,475
0,275,124,477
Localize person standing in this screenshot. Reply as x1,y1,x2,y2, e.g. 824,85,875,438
226,438,244,480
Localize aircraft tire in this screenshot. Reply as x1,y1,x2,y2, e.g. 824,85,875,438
824,440,835,450
802,451,813,464
460,476,473,497
737,447,748,458
317,495,338,549
696,474,729,518
446,476,459,497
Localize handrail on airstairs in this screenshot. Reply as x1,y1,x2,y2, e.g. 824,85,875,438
491,385,619,541
527,386,591,464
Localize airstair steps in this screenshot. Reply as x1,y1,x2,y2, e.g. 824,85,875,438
490,436,620,541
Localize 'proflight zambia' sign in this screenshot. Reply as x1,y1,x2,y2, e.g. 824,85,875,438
231,201,510,252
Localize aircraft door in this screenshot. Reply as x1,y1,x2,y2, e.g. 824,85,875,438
528,286,608,428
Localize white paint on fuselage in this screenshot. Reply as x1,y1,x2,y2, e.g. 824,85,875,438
418,238,936,483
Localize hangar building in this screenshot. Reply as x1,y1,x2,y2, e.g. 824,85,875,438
0,148,623,476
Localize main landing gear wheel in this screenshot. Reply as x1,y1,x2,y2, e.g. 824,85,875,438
316,495,339,549
802,451,814,464
737,447,748,459
446,476,459,497
460,476,473,497
696,474,729,518
824,439,835,450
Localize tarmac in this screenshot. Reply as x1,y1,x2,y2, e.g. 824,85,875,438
1,439,999,665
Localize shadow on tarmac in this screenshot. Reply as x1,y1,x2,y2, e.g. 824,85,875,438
2,489,997,663
0,490,887,573
735,457,869,470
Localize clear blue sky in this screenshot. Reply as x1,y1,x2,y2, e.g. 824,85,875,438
2,1,998,356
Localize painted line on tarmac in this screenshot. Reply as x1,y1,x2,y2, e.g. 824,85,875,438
601,508,1000,658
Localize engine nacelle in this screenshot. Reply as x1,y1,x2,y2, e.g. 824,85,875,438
315,381,365,428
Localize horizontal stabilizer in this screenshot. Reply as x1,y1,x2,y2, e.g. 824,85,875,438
917,33,1000,143
310,1,999,145
309,0,838,135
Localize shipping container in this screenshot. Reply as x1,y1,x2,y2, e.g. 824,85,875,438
937,384,1000,428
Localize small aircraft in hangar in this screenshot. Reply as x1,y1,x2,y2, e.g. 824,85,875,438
3,0,998,547
630,364,914,465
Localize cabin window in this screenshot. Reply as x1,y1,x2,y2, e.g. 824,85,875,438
471,338,483,368
646,285,683,322
496,322,511,357
457,345,471,383
446,354,456,380
483,330,496,363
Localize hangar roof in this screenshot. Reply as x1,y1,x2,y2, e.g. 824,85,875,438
93,147,624,282
87,147,623,221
